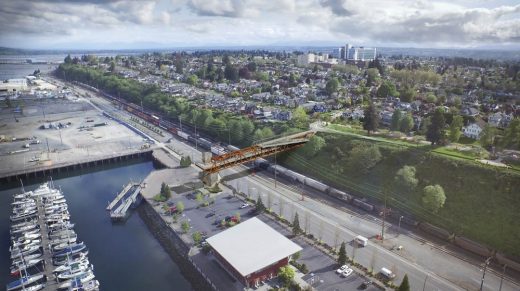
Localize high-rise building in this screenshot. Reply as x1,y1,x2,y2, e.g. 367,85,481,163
336,43,377,62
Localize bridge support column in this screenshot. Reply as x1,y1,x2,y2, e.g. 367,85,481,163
202,172,220,187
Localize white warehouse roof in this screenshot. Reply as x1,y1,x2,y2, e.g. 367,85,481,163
206,217,302,277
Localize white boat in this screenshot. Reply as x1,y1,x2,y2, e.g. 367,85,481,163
10,211,38,222
68,279,99,291
11,220,38,230
10,258,45,276
48,222,74,231
6,273,45,291
13,192,32,200
10,224,39,235
12,199,35,206
56,264,92,281
53,241,84,252
11,238,41,249
22,283,45,291
49,229,76,240
58,271,95,289
10,245,41,260
53,251,89,266
11,253,43,266
53,259,90,274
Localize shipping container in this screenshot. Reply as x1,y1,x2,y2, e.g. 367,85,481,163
211,145,227,156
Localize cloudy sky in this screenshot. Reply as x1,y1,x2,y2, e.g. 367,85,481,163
1,0,519,49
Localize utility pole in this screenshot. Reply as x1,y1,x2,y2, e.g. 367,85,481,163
228,127,231,145
274,151,277,188
179,116,182,131
480,257,492,291
498,264,507,291
381,190,387,242
195,124,198,150
398,216,404,237
46,138,50,159
422,275,428,291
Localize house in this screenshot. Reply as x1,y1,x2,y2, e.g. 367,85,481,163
460,107,479,117
274,111,292,121
488,112,502,127
462,123,483,139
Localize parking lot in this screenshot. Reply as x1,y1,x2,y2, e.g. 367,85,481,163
154,183,379,291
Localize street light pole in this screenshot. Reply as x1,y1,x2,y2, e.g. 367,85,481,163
422,275,428,291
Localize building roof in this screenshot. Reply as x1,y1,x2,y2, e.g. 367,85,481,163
206,217,302,277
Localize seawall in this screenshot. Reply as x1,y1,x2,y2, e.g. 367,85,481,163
138,199,213,291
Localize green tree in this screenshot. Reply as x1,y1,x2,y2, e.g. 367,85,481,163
302,135,326,157
377,80,399,98
278,265,295,287
400,113,414,133
426,108,446,145
422,185,446,213
180,155,192,167
397,274,410,291
348,143,382,174
176,201,185,214
395,166,418,190
426,93,437,104
192,232,202,245
326,78,340,96
291,106,308,129
160,182,171,199
224,64,239,82
338,242,347,266
181,220,190,233
480,124,497,148
501,118,520,150
391,110,403,131
64,54,72,64
109,61,116,72
195,192,204,203
186,74,198,85
449,115,464,142
366,68,380,86
400,87,416,102
363,102,379,135
255,196,266,213
419,116,431,135
292,213,302,235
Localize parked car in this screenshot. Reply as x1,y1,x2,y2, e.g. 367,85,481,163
360,281,372,289
240,203,249,209
341,268,353,277
205,212,215,218
336,265,348,274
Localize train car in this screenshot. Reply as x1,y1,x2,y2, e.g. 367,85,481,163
253,158,270,170
151,115,160,126
227,145,240,152
188,135,198,144
168,127,178,135
211,145,227,156
284,170,306,184
304,178,329,193
352,199,374,212
198,138,212,150
177,131,189,140
329,188,353,203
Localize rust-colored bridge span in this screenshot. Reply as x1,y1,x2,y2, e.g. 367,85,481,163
198,131,316,174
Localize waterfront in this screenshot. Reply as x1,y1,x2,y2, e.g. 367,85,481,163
0,161,192,291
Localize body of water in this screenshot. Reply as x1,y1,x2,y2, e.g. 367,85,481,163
0,63,57,80
0,162,192,291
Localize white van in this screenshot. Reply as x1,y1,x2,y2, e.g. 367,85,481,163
380,267,395,279
354,235,368,247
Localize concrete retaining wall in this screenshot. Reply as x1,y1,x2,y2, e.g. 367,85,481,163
496,253,520,273
453,236,493,258
418,222,452,241
138,200,213,291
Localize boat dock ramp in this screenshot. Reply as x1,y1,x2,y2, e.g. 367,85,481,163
108,182,143,222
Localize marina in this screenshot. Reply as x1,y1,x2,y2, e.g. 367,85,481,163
7,182,99,291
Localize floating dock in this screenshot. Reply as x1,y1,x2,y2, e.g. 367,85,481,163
108,183,142,222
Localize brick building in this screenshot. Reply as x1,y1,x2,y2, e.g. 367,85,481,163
206,217,302,288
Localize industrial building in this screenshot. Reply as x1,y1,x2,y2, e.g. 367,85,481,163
206,217,302,288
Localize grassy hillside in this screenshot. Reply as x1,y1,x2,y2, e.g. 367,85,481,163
279,132,520,257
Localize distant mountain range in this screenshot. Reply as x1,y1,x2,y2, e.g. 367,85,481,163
1,45,519,60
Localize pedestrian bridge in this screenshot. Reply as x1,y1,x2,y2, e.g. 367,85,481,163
197,130,316,175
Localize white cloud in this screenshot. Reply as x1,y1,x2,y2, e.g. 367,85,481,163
0,0,519,49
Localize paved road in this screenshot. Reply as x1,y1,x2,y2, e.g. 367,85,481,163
59,78,519,291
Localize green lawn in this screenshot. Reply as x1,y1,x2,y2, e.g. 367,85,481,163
280,132,520,257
